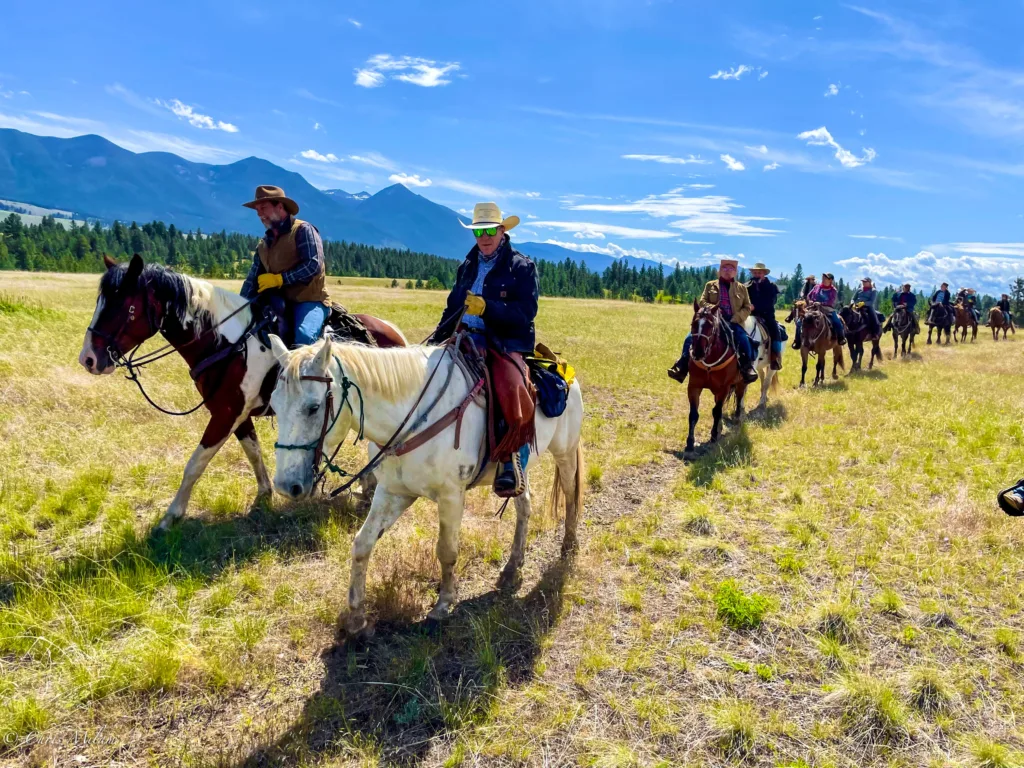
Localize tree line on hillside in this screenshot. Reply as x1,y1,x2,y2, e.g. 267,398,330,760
0,213,1014,312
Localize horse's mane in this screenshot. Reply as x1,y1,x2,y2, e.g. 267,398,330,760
280,340,432,404
100,262,249,342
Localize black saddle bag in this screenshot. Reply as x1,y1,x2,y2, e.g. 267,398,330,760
527,361,569,418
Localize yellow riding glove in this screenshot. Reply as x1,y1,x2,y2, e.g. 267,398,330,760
464,293,486,316
257,272,284,293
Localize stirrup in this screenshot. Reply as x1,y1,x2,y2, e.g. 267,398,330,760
494,451,526,499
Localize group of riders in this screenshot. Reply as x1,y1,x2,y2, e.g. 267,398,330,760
662,261,1008,385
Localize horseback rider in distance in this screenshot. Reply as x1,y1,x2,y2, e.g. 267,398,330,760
851,276,882,339
884,283,920,334
668,257,759,385
792,274,817,349
806,273,846,346
746,262,782,371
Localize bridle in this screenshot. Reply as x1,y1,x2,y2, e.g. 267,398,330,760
892,305,913,334
273,358,366,491
803,304,829,347
88,280,258,416
691,308,733,370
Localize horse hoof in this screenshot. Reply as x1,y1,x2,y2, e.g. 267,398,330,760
496,567,522,593
156,511,183,531
342,613,370,641
561,536,578,559
427,604,452,622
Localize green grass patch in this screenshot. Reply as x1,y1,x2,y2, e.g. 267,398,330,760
714,579,771,631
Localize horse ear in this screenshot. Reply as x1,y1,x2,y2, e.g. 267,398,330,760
268,334,290,365
103,254,118,270
313,337,333,373
125,253,144,286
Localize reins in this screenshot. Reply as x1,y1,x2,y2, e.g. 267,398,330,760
691,310,734,370
91,286,260,417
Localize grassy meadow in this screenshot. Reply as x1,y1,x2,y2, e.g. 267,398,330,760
1,270,1023,767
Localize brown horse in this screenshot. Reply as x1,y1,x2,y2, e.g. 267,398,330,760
988,307,1014,340
79,254,407,529
799,302,845,386
953,301,977,342
685,305,747,453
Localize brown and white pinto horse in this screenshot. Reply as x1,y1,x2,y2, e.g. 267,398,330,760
79,254,406,530
988,307,1014,340
684,305,748,453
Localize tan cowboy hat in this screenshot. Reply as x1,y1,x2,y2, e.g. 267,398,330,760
242,185,299,216
750,262,770,274
460,202,519,232
719,257,739,267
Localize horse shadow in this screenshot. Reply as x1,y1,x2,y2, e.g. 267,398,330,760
672,426,753,488
748,402,787,428
228,555,573,767
0,495,364,608
848,368,888,380
801,379,849,394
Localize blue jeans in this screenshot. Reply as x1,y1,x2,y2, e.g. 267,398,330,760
293,302,329,346
681,322,752,360
828,312,844,339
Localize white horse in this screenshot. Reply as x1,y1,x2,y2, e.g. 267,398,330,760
745,316,780,415
268,335,585,635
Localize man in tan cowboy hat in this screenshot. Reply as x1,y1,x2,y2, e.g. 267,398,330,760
668,257,758,384
240,185,331,346
428,202,538,497
745,261,782,370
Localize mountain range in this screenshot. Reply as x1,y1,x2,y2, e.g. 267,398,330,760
0,128,671,274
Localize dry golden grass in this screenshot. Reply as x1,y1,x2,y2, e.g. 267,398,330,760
1,270,1023,767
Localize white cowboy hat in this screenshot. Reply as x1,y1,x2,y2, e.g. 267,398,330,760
460,202,519,232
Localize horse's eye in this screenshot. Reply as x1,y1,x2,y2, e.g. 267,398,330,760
307,404,320,417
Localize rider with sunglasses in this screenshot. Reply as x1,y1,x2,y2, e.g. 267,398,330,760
428,203,539,497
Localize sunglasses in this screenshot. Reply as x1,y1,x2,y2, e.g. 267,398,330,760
472,227,499,238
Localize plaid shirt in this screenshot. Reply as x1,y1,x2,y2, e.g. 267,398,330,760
240,217,325,299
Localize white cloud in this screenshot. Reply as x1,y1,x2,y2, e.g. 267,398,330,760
389,172,432,187
758,70,769,80
313,121,322,131
530,221,677,239
720,154,746,171
354,54,460,88
156,99,239,132
433,178,539,200
538,240,697,268
763,162,780,171
622,153,712,166
836,250,1024,295
347,152,399,171
348,18,362,28
300,149,339,163
679,240,714,244
952,242,1024,257
354,69,386,88
526,214,538,219
849,234,903,242
710,65,752,80
825,83,840,97
797,126,876,168
565,191,784,237
745,144,769,154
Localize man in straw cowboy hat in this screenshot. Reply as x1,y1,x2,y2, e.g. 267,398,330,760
668,257,759,384
746,261,783,371
240,185,332,346
428,202,539,497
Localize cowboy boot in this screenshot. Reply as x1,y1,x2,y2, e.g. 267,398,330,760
493,448,525,498
667,351,689,383
770,346,782,371
738,349,759,383
791,326,802,350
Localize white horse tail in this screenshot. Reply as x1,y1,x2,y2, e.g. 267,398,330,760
549,440,585,524
769,371,781,394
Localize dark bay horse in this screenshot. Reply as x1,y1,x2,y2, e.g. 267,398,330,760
953,301,977,342
839,303,882,370
799,302,845,386
889,304,917,358
685,305,748,453
925,303,952,345
79,254,407,529
988,307,1014,340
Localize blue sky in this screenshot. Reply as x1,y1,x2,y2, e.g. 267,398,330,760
2,0,1023,292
